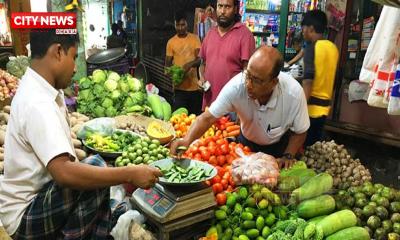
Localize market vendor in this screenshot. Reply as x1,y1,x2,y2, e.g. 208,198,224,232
0,29,162,239
171,46,310,168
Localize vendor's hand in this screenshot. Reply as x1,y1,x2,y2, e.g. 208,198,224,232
128,164,162,189
182,63,191,74
278,157,296,169
170,138,190,156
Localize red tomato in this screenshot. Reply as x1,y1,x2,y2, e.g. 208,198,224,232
208,141,216,147
222,172,230,180
209,156,218,166
211,175,221,185
194,153,202,160
226,186,233,192
226,155,235,165
199,146,207,152
221,179,229,189
201,150,211,161
217,155,226,166
229,178,236,187
216,192,227,205
187,152,194,159
243,146,251,153
215,148,223,156
221,144,230,155
216,166,225,177
197,139,206,147
216,139,225,146
191,146,199,154
220,124,226,130
212,183,223,194
207,146,216,156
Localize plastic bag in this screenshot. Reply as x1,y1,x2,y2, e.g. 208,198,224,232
129,222,157,240
110,210,146,240
388,64,400,115
231,148,279,187
76,117,115,140
348,80,369,102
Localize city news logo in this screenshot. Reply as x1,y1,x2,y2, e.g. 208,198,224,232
11,12,77,34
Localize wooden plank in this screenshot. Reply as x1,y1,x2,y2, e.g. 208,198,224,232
324,120,400,148
9,0,31,56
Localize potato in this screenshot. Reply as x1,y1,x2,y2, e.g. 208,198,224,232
69,117,77,126
0,130,5,146
0,113,9,123
3,105,10,114
71,112,80,118
72,139,82,148
71,132,77,139
75,148,87,161
79,116,89,122
72,124,83,134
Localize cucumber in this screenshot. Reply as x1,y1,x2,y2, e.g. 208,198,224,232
161,101,172,121
297,195,336,219
278,168,317,192
289,173,333,203
172,107,188,116
325,226,370,240
147,94,163,119
316,210,357,236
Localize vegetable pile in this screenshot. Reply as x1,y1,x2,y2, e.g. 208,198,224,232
6,55,30,78
300,140,372,189
206,184,284,240
0,69,19,101
114,115,147,136
156,161,214,184
334,181,400,240
115,137,169,166
77,70,149,118
68,112,90,160
165,65,185,86
85,130,140,153
170,112,196,138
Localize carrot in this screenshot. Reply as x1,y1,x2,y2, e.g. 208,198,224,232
226,125,240,132
225,122,235,127
222,131,228,137
227,129,240,137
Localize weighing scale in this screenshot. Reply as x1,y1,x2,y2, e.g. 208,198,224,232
131,183,216,240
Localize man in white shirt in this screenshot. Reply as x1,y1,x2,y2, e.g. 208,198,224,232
0,29,162,239
171,46,310,168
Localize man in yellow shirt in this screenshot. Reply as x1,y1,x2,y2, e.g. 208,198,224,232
165,11,202,115
301,10,339,146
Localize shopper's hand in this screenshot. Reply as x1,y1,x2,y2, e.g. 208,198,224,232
277,157,296,169
170,138,190,156
128,164,163,189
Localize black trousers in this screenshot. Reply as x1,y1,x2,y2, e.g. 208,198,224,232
237,132,290,158
305,116,327,147
173,90,203,116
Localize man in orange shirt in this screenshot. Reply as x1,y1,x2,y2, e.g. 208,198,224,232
165,11,202,115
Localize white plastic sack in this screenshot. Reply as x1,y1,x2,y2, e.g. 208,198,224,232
110,210,145,240
388,65,400,115
367,65,393,108
348,80,369,102
359,6,400,84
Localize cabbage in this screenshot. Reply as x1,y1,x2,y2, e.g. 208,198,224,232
6,56,30,78
78,77,92,90
111,90,121,99
123,97,135,108
78,89,95,101
118,81,129,93
127,76,143,92
92,69,107,83
104,79,118,91
94,106,106,117
107,71,120,82
93,84,106,98
105,106,118,117
130,91,146,105
101,98,113,108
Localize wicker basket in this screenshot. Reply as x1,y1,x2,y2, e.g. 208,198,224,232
114,114,176,144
